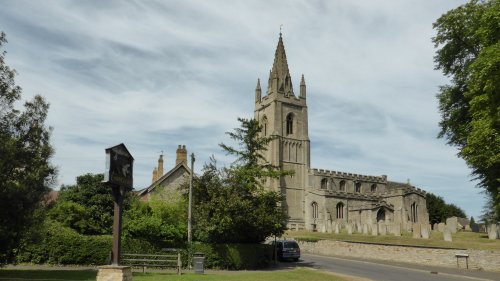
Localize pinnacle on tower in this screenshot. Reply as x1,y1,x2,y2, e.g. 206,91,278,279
255,78,261,103
300,74,306,99
267,33,294,96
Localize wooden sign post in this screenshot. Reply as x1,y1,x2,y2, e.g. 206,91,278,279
103,143,134,266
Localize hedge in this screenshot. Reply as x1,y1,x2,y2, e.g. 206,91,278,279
185,242,274,270
16,221,273,269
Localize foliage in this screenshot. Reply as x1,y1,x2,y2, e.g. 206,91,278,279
123,194,187,246
433,0,500,221
49,173,133,235
0,32,56,264
16,220,163,265
184,242,273,270
469,216,476,228
192,118,289,243
426,192,466,225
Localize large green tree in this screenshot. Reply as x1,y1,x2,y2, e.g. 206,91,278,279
192,118,290,243
0,32,56,264
426,192,467,225
49,173,133,235
433,0,500,221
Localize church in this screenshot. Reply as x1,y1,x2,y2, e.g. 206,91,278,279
254,33,429,233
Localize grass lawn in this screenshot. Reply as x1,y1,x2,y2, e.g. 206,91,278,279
0,268,350,281
285,229,500,250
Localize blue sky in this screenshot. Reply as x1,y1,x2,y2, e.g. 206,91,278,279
0,0,485,219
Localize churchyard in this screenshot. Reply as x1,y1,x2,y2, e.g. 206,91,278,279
286,229,500,251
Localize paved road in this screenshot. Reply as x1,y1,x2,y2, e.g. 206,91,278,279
287,254,499,281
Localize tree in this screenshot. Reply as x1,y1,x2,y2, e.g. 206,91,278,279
426,192,466,225
0,32,56,264
49,173,133,235
192,118,290,243
433,0,500,221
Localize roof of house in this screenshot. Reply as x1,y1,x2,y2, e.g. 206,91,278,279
136,162,191,197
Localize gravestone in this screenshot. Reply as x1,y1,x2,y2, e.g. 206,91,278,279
446,217,458,233
321,223,326,233
438,223,445,232
327,220,333,233
421,224,429,239
412,223,421,238
433,223,438,231
362,223,368,235
443,227,452,242
371,223,378,236
392,223,401,236
471,223,480,232
347,223,353,235
334,223,340,234
378,223,387,235
488,224,498,240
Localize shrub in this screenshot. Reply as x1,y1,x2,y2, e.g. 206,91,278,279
184,243,273,270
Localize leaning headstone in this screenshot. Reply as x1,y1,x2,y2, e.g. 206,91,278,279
412,223,421,238
438,222,445,232
488,224,498,240
421,224,429,239
362,223,368,235
371,223,378,236
443,227,453,242
347,223,353,235
446,217,458,233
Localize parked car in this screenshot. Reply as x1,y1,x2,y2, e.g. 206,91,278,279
270,240,300,261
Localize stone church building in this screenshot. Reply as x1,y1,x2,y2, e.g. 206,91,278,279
254,33,429,233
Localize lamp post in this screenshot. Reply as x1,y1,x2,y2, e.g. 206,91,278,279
188,153,195,243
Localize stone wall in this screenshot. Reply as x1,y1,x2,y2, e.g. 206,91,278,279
298,240,500,272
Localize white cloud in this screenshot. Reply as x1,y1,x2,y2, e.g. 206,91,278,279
1,0,483,218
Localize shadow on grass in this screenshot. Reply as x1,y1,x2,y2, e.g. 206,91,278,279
0,269,97,280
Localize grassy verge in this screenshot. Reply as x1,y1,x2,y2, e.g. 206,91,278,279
286,230,500,250
0,268,350,281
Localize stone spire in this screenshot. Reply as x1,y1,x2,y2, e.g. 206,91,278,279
300,74,306,99
255,78,261,103
268,33,294,96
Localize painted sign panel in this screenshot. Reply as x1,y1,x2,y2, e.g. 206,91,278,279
104,143,134,188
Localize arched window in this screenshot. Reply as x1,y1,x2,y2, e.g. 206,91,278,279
336,202,344,219
355,182,361,193
371,184,377,193
410,202,418,223
320,178,328,189
311,202,318,219
377,208,385,222
262,116,268,136
286,113,293,135
339,180,346,191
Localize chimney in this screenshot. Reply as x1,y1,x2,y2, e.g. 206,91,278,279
157,154,164,178
152,167,158,183
176,145,187,165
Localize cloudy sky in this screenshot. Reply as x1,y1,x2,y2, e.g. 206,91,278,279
1,0,485,219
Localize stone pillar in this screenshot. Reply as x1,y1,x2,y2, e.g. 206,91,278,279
97,266,132,281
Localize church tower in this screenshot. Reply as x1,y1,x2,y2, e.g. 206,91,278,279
254,33,310,228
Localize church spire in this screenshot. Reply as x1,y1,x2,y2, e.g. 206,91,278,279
268,33,294,96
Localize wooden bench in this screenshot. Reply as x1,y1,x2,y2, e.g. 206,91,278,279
121,250,182,274
455,253,469,269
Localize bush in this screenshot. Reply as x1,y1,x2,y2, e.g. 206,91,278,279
185,243,273,270
16,221,163,265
